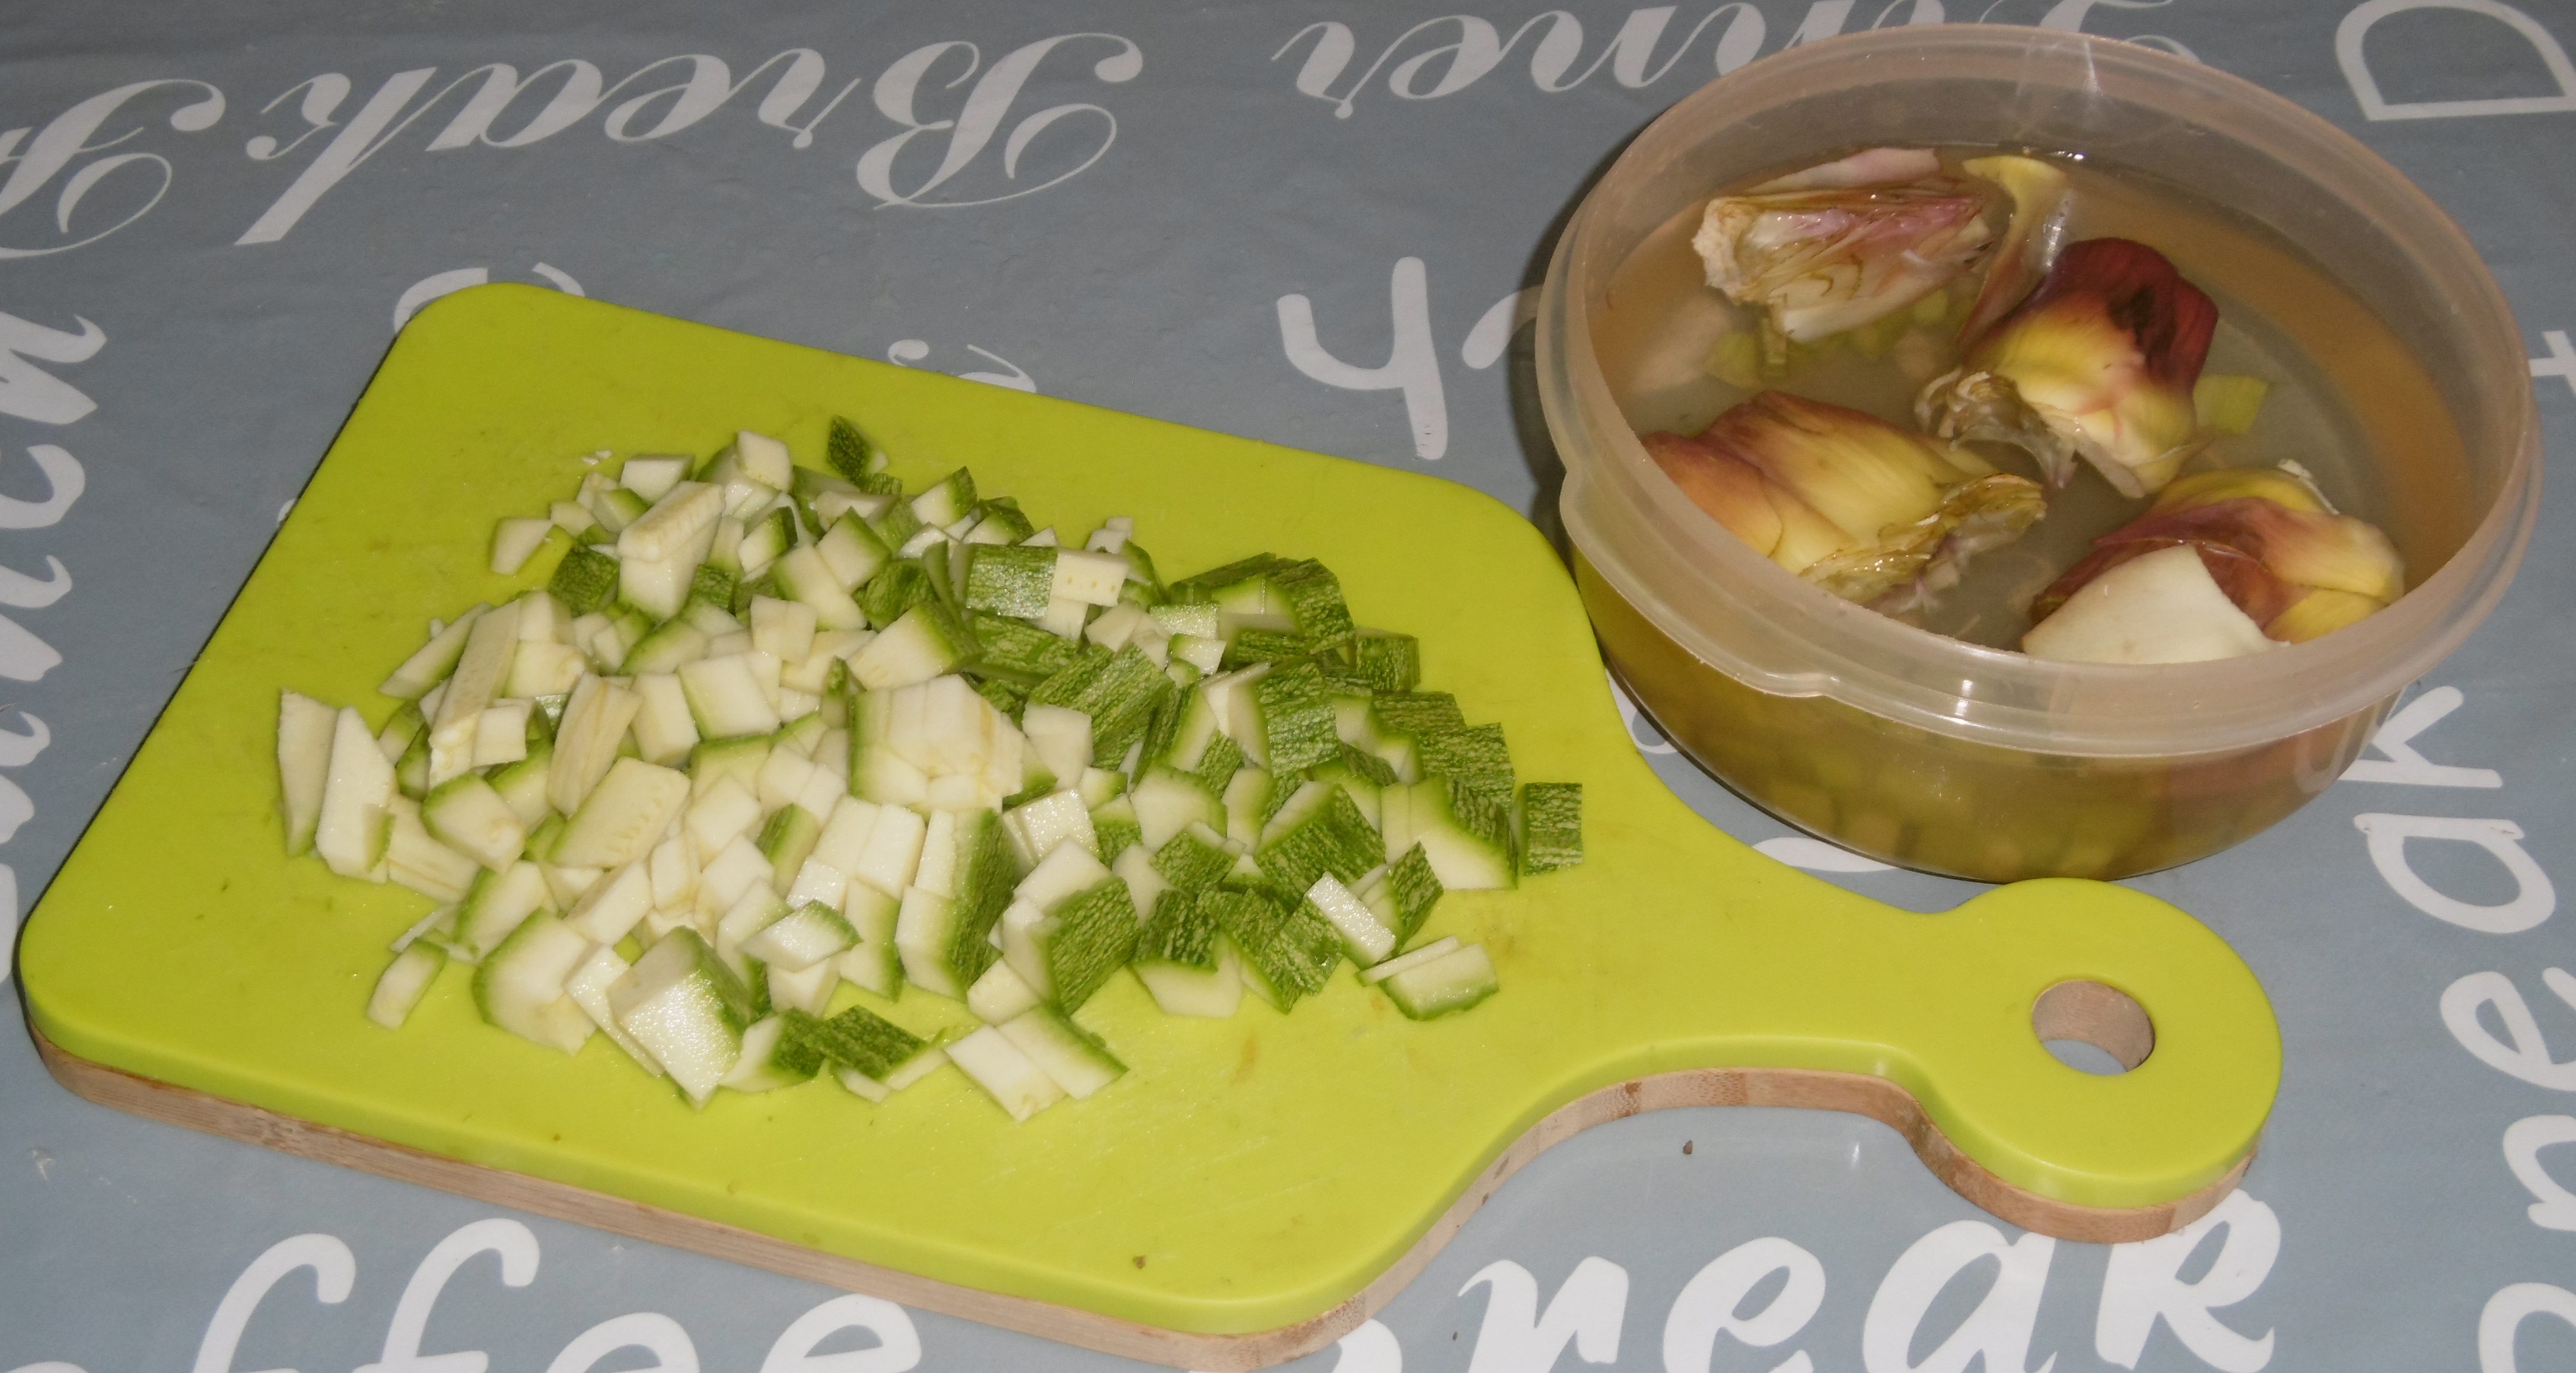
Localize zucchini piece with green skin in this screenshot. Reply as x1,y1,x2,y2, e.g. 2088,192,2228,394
422,773,528,872
909,467,978,528
1519,782,1583,874
316,706,396,881
1206,888,1339,1012
1001,878,1139,1012
1379,942,1499,1019
837,885,905,997
1351,630,1421,692
564,861,652,943
1358,934,1459,985
1397,778,1517,890
1091,794,1142,864
793,1003,932,1095
548,674,643,815
1265,559,1354,648
1221,629,1317,671
374,699,428,763
965,544,1056,618
1254,785,1381,897
1222,767,1273,846
588,485,649,533
1193,732,1245,797
766,954,839,1016
1303,871,1396,965
999,1005,1125,1098
380,606,488,699
719,1014,823,1092
745,899,856,971
1380,842,1444,945
552,757,691,869
1131,767,1220,850
276,691,337,856
564,943,664,1074
472,910,596,1053
1130,889,1241,1018
1151,821,1234,892
620,619,709,676
891,812,1014,995
737,506,797,576
967,957,1041,1023
1248,661,1339,773
679,654,783,738
757,804,824,893
869,496,924,552
850,603,973,690
629,674,699,767
968,612,1081,682
947,1025,1063,1120
368,944,447,1030
455,856,550,966
771,544,867,630
814,516,892,588
689,562,738,612
385,796,483,902
825,416,890,485
1168,554,1281,606
611,929,755,1106
1418,722,1515,805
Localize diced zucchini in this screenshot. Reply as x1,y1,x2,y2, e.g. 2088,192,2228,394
368,944,447,1030
1379,942,1498,1020
851,604,972,690
547,674,643,815
618,482,727,567
1359,935,1461,985
679,654,783,738
619,454,693,501
1304,872,1396,965
909,467,977,528
720,1014,823,1092
559,863,647,945
1401,778,1517,890
552,757,691,869
746,900,856,971
316,706,396,880
947,1025,1063,1120
767,953,839,1015
550,549,620,615
380,607,487,700
456,861,551,960
565,943,664,1075
422,773,528,872
966,544,1057,619
610,929,755,1106
491,518,556,576
1002,789,1096,868
1520,782,1582,874
276,691,337,856
1000,878,1138,1012
999,1005,1125,1098
472,910,596,1054
757,804,824,892
1131,888,1243,1018
967,957,1042,1023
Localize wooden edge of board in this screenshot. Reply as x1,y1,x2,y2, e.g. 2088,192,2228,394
33,1026,2253,1371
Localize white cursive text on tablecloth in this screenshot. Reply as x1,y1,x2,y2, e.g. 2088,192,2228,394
0,304,97,982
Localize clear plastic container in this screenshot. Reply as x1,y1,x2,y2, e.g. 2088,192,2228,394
1537,26,2542,883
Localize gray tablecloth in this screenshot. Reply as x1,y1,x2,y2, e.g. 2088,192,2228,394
7,2,2575,1369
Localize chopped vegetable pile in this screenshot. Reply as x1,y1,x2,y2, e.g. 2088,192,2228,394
276,420,1582,1118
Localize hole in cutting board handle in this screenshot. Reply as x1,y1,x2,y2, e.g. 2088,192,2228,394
2032,979,2155,1074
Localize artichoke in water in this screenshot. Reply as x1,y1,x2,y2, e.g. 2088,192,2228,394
1691,148,1995,350
1918,237,2218,499
1642,390,2046,610
2021,461,2405,663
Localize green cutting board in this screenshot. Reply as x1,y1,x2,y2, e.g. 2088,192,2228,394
19,285,2278,1369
